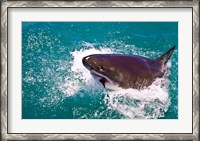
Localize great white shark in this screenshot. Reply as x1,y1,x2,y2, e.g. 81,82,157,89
82,46,176,90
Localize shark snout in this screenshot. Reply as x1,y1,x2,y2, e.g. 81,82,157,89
82,56,93,70
82,54,105,71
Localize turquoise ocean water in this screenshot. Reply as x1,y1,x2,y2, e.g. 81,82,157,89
22,22,178,119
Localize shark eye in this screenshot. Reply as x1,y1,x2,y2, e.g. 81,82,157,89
99,66,104,71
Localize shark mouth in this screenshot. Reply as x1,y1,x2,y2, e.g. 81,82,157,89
90,69,114,88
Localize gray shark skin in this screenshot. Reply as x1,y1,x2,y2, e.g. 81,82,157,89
82,46,176,90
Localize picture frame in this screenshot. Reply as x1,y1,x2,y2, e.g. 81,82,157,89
1,1,199,140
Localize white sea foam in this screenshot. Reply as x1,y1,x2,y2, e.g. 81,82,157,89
105,78,170,119
59,42,114,97
71,47,113,81
59,42,171,118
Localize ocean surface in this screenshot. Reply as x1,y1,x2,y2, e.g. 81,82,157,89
22,22,178,119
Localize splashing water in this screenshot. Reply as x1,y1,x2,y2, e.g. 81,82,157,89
59,44,114,97
59,43,171,119
106,78,170,119
22,22,178,119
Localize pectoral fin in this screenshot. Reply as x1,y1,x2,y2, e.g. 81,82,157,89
99,78,106,88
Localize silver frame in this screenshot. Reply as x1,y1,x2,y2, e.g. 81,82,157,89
1,1,199,140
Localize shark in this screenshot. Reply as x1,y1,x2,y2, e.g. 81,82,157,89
82,46,176,90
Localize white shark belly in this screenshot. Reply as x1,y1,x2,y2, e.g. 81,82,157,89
90,70,120,90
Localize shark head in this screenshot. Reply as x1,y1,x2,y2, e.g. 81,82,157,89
82,54,121,88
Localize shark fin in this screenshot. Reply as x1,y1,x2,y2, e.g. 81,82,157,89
99,78,106,88
157,46,176,65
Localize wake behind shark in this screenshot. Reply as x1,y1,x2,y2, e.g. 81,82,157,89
82,46,176,90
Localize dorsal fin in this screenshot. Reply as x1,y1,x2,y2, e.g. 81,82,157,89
157,46,176,65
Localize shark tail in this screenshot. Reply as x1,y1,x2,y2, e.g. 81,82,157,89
157,46,176,65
